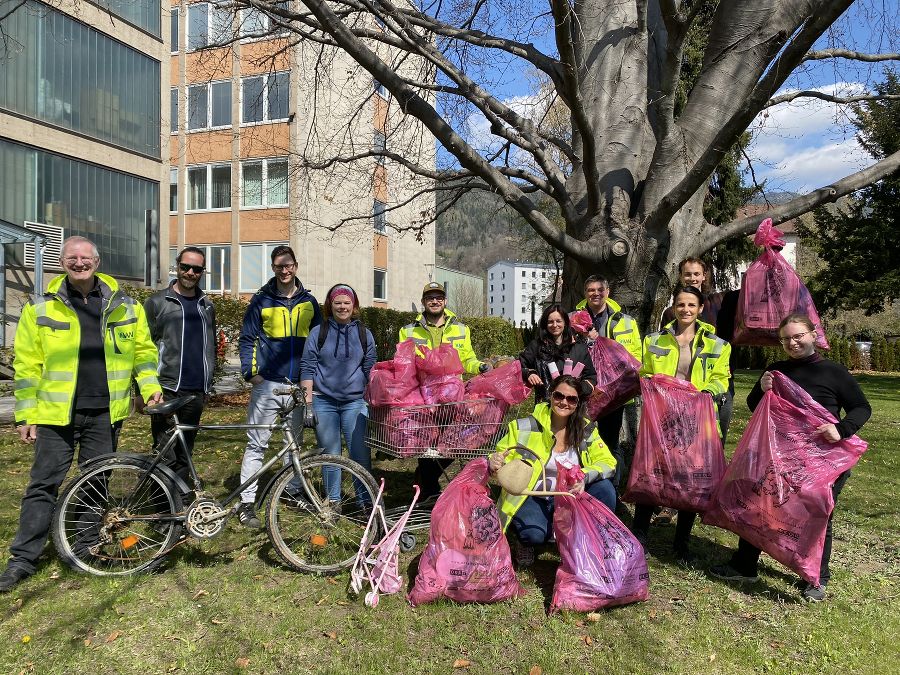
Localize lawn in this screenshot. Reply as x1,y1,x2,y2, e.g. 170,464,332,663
0,371,897,674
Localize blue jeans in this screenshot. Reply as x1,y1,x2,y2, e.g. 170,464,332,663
512,478,617,546
313,395,371,504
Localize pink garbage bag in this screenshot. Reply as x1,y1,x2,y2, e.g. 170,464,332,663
585,337,641,419
703,371,867,586
365,340,420,406
550,465,650,613
569,310,593,335
437,398,509,455
408,458,526,606
464,360,531,405
622,375,726,512
369,405,437,457
416,343,465,404
733,219,829,349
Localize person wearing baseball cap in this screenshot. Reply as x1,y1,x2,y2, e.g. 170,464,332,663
398,280,491,499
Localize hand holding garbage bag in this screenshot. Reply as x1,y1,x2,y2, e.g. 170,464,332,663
703,371,867,586
551,464,650,613
408,458,526,606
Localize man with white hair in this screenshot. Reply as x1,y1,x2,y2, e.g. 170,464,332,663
0,236,162,593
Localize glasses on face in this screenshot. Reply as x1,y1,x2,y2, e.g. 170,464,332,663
424,295,445,303
779,330,813,345
550,390,580,406
179,262,204,275
64,256,97,265
272,263,296,272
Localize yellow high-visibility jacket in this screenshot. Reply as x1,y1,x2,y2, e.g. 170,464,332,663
14,273,161,426
397,309,482,375
575,297,642,361
495,402,616,532
640,320,731,396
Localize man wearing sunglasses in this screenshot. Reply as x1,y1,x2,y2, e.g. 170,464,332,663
143,246,217,480
236,245,321,528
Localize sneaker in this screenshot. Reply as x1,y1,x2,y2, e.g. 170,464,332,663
709,563,759,583
673,544,697,566
236,502,261,529
653,507,677,525
802,583,826,602
514,541,535,568
0,565,31,593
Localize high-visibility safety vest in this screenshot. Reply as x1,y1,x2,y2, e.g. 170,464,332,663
575,296,642,361
640,319,731,396
13,273,162,426
397,309,482,375
495,402,616,532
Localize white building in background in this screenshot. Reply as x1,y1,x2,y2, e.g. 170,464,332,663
487,260,556,326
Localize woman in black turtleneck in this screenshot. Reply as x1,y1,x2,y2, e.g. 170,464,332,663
710,313,871,602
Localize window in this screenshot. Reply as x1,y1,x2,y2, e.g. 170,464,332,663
240,242,287,291
521,271,526,277
241,72,289,123
374,80,387,98
541,272,546,278
169,169,178,213
170,8,179,52
187,2,232,50
187,81,231,130
205,245,231,292
521,307,527,314
186,164,231,211
239,2,290,39
501,295,505,302
373,199,386,232
374,269,386,300
241,158,289,207
532,283,536,290
490,296,493,303
490,284,493,291
521,282,525,289
501,283,505,290
490,308,494,315
532,271,536,277
490,272,494,280
170,89,178,133
521,294,526,302
374,129,386,164
501,271,505,279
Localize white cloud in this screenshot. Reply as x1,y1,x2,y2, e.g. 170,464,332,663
747,81,872,192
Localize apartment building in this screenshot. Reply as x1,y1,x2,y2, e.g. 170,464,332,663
168,1,436,308
0,0,167,283
487,261,557,326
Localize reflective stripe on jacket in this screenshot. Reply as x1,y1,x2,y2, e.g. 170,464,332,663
640,319,731,396
13,272,162,425
575,296,642,361
495,402,616,532
397,309,482,375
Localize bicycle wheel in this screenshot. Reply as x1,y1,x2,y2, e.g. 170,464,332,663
266,455,380,574
52,459,184,576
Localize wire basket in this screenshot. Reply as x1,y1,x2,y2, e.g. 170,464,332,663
367,398,513,459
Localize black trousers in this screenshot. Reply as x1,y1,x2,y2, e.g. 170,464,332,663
150,388,206,482
729,470,851,585
596,406,626,488
632,503,697,551
8,409,121,573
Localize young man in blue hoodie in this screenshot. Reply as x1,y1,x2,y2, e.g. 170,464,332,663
236,246,321,528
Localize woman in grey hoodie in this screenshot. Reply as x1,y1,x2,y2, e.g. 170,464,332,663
300,284,377,506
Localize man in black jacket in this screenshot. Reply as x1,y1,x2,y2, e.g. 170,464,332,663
143,246,217,481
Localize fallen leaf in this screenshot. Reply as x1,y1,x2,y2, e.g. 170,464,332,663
315,597,327,606
84,639,92,647
529,667,542,675
574,620,585,627
669,597,685,604
192,589,209,600
235,657,250,669
585,612,602,623
210,619,225,625
105,631,122,643
648,609,658,620
452,659,472,669
326,577,338,585
582,635,593,646
324,631,337,640
167,665,178,672
49,571,60,580
709,654,717,663
12,598,23,609
337,601,349,606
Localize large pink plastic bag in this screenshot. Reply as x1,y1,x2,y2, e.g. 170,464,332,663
408,458,526,606
550,465,650,613
702,371,867,586
365,340,420,406
437,398,509,455
464,360,531,405
733,219,828,349
416,343,465,404
569,310,593,335
369,405,437,457
622,374,726,512
585,337,641,419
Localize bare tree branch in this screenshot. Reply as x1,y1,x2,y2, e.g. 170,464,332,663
764,90,900,108
802,48,900,63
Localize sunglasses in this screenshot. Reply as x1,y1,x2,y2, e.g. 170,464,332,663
550,391,580,406
178,263,204,274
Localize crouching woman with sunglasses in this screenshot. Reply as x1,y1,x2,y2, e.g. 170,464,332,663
488,374,617,567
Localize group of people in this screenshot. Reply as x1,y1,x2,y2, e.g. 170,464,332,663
0,241,871,606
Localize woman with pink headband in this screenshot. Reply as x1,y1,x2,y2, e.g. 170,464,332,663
300,284,377,509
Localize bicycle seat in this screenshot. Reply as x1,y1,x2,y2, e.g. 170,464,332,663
144,395,198,416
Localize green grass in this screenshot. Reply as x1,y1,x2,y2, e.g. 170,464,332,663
1,372,898,674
